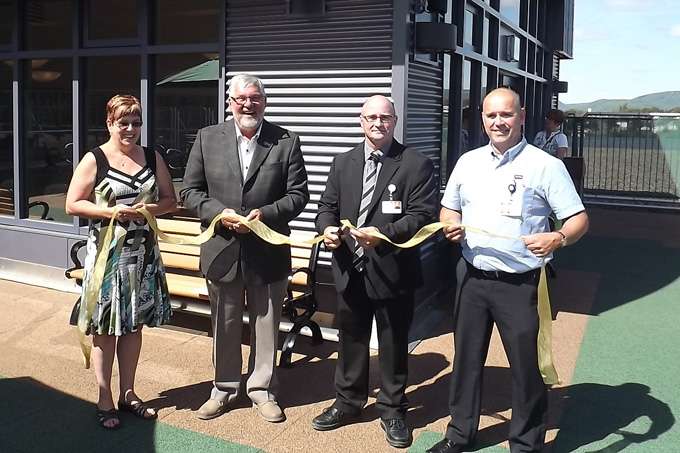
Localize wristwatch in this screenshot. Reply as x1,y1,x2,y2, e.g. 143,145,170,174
556,230,568,248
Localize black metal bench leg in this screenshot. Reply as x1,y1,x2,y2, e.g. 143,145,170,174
307,319,323,345
280,323,304,368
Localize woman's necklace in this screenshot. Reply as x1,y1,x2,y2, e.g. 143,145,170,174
120,151,133,167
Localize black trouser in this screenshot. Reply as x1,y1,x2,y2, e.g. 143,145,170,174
447,259,547,453
332,275,414,420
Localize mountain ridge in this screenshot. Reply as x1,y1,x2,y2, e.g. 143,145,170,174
558,91,680,113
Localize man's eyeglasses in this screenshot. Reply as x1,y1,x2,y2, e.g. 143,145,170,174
361,114,395,123
230,96,264,105
115,121,143,129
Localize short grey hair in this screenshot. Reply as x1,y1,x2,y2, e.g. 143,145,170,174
228,73,266,97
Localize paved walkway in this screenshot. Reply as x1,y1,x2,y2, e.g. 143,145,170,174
0,208,678,452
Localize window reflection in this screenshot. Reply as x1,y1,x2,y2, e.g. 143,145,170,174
155,0,219,45
25,0,73,50
0,0,12,47
24,58,72,222
85,56,140,152
0,59,12,215
155,53,219,198
499,0,521,28
87,0,138,41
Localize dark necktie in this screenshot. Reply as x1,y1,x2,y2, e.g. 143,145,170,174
354,150,382,272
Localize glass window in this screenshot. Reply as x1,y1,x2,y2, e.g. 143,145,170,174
155,0,219,45
87,0,139,41
464,9,474,46
85,56,140,152
0,59,12,215
25,0,73,50
500,0,520,28
24,58,72,222
154,53,219,196
0,0,12,47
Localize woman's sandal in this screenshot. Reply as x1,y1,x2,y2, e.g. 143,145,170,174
97,408,121,429
118,400,158,420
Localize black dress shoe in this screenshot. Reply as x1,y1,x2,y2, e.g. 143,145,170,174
425,438,466,453
380,418,412,448
311,406,359,431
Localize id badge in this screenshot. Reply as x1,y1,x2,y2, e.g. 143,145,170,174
500,184,524,217
382,200,403,214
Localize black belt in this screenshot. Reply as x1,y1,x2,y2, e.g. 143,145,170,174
465,260,539,283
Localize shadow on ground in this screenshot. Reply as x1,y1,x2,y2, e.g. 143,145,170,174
0,376,157,453
0,376,261,453
441,367,676,452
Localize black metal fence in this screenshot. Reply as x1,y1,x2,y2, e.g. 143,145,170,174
564,113,680,210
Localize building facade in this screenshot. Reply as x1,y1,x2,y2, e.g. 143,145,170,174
0,0,573,317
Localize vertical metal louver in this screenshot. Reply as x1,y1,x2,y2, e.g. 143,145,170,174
405,61,443,266
225,0,395,239
406,62,443,188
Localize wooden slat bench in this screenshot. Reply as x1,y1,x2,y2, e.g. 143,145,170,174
65,216,323,368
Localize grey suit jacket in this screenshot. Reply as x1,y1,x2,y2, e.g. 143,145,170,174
316,139,437,299
180,119,309,285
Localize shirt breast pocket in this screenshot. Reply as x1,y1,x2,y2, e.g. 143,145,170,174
521,186,536,219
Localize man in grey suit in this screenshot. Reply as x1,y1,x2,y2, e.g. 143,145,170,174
312,95,437,448
180,73,309,423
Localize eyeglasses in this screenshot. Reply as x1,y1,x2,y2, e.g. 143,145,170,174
361,114,395,123
230,95,264,105
114,121,143,129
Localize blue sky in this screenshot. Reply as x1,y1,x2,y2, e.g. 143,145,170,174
559,0,680,104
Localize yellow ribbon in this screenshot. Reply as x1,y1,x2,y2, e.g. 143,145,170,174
77,208,559,384
341,219,559,384
77,206,125,368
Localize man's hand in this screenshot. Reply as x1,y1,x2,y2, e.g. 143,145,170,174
523,232,562,257
220,208,251,234
442,223,466,242
323,225,345,249
350,226,381,250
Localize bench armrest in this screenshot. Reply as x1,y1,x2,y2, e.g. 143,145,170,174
65,239,87,279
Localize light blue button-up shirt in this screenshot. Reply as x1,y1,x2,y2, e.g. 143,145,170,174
441,137,584,273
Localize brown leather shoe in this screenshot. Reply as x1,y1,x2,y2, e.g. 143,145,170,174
254,400,285,423
197,398,228,420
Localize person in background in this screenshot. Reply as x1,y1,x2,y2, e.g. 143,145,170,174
312,95,438,449
180,73,309,423
461,106,470,153
533,108,569,159
426,88,588,453
65,94,177,429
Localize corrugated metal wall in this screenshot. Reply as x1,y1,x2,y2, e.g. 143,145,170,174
406,58,444,296
225,0,397,236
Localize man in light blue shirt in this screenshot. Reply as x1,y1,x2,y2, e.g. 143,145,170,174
427,87,589,453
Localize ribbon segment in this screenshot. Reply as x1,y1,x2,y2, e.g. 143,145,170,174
76,208,559,384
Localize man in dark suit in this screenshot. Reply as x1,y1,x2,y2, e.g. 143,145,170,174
180,73,309,423
312,95,437,448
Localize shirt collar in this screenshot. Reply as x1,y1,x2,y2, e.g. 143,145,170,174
490,136,528,163
235,122,263,144
364,140,391,163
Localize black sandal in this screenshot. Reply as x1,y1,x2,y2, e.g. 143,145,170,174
118,400,158,420
97,408,121,429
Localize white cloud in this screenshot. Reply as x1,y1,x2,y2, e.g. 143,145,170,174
573,28,612,41
604,0,649,10
671,24,680,37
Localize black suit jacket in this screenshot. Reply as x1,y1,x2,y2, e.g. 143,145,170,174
316,139,437,299
180,119,309,285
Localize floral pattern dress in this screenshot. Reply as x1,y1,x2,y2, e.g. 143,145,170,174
80,146,171,335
